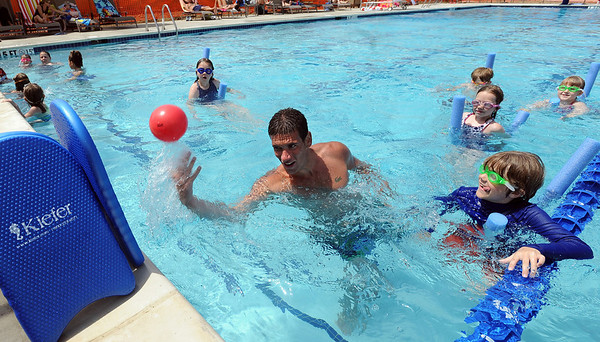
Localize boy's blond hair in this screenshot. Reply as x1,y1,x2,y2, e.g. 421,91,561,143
483,151,545,201
561,76,585,89
471,67,494,84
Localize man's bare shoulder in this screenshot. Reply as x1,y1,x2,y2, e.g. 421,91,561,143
312,141,350,156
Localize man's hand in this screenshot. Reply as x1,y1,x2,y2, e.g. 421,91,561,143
172,151,202,207
499,247,546,278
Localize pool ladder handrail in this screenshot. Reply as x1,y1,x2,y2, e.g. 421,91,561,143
144,5,161,39
161,4,178,37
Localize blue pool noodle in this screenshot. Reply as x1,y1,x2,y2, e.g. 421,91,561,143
450,95,466,130
485,53,496,69
218,83,227,99
542,137,600,202
583,62,599,98
203,47,210,59
510,110,530,133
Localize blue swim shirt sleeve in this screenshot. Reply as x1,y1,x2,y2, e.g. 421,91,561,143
516,204,594,263
434,186,473,214
434,187,487,224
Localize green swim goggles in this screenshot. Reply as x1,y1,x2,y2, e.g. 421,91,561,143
479,165,516,191
557,85,582,93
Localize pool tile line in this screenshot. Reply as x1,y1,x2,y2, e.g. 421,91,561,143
256,282,349,342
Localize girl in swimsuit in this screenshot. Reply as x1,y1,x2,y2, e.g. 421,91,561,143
188,58,222,103
1,83,50,124
461,84,505,137
67,50,85,81
22,83,51,123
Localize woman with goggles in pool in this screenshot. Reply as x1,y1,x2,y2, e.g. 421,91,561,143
461,84,506,138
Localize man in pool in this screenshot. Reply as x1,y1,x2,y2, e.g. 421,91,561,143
174,107,374,219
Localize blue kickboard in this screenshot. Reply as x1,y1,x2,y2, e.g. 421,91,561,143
0,132,135,342
50,99,144,267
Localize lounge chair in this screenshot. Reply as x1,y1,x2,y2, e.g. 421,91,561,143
58,2,101,32
14,0,63,35
334,0,351,9
26,21,62,35
180,0,215,20
0,99,144,342
0,24,25,38
183,9,214,20
215,0,245,18
266,0,304,14
304,1,333,11
91,0,137,28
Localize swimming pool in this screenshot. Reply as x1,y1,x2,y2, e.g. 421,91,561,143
3,6,600,341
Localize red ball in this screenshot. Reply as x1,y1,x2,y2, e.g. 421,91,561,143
149,105,188,142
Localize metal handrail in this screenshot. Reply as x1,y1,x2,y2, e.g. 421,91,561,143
161,4,178,37
144,5,161,39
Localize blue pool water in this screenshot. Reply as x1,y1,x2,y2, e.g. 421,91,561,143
3,6,600,341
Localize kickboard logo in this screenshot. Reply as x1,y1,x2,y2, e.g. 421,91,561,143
8,203,77,249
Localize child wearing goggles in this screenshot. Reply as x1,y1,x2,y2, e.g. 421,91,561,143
524,75,589,119
19,54,32,67
436,151,593,278
555,76,588,118
188,57,221,103
461,85,506,146
188,57,242,103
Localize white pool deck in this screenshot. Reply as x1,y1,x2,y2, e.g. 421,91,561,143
0,2,593,341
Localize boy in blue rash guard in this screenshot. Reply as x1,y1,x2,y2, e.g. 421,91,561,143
436,151,593,278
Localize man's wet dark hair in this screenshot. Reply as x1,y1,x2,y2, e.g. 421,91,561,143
268,108,308,141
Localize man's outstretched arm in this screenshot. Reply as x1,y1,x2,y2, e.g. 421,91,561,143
174,151,234,219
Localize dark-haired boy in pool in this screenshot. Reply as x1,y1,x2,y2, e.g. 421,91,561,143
436,151,593,278
175,107,381,217
174,107,390,335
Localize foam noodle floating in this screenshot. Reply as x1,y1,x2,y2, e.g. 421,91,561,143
203,47,210,59
542,137,600,203
583,62,599,98
486,53,496,69
450,95,466,130
509,110,530,134
218,83,227,99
